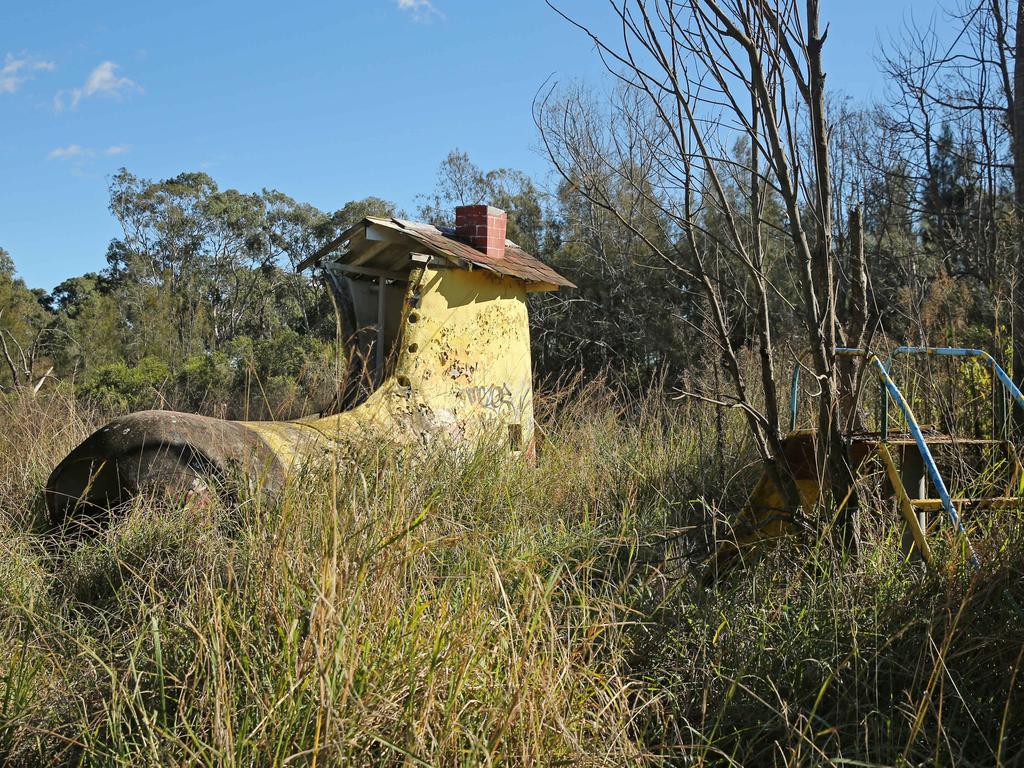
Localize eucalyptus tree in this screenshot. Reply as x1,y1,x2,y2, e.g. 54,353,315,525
105,170,394,360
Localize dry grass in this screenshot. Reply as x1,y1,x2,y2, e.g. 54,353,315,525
0,384,1022,766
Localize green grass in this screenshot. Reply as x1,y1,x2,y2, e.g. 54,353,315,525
0,385,1022,766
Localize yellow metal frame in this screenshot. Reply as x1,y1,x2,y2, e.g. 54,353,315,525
717,346,1024,574
876,443,934,566
715,432,1023,571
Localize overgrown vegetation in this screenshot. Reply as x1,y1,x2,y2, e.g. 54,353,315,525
5,2,1024,764
0,385,1020,766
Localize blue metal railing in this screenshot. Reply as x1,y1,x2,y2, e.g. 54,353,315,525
787,346,1024,569
868,353,979,567
890,346,1024,412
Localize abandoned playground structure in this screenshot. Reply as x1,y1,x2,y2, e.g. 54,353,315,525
42,204,1024,577
717,346,1024,573
46,206,574,525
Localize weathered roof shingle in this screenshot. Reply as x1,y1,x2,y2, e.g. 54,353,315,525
299,216,574,290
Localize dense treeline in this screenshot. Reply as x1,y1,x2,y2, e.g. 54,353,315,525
0,150,703,414
0,176,359,414
1,3,1021,419
1,172,399,418
4,130,1005,415
0,125,1012,416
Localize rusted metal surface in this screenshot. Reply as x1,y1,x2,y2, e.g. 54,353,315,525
46,212,571,528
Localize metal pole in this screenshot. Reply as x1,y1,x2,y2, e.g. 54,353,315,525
375,276,385,389
869,356,979,568
789,366,800,433
996,373,1008,441
881,370,889,442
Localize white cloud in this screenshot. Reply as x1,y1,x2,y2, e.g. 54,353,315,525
80,61,136,99
396,0,442,22
48,144,90,160
0,53,55,94
47,143,131,161
54,61,140,111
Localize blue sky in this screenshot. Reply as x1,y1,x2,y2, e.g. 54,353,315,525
3,0,936,291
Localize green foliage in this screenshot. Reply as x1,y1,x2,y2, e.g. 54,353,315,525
0,171,401,413
0,248,14,278
174,351,232,409
0,248,52,390
80,356,171,411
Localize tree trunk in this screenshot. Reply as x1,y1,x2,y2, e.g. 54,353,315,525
1013,0,1024,432
808,0,860,556
841,205,869,433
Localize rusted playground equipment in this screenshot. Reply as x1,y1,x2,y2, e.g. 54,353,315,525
716,347,1024,571
46,206,573,526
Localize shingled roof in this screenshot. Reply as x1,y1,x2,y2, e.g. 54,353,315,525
298,215,575,291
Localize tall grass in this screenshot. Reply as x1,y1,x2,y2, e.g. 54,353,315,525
0,383,1021,766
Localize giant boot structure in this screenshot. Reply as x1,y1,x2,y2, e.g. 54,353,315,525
46,206,573,529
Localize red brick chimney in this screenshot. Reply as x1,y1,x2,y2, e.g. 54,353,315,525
455,205,506,259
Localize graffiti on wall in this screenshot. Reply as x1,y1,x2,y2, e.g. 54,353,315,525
462,383,514,412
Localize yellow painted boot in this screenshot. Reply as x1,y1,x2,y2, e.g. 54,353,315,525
46,207,573,529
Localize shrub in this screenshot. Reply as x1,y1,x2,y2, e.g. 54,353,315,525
174,351,232,411
79,356,169,411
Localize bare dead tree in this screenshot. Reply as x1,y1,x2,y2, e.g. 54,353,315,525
879,2,1017,347
1013,0,1024,412
537,0,863,548
876,0,1024,440
0,310,55,394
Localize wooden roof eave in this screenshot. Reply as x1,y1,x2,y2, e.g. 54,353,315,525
296,216,571,291
524,281,561,293
294,219,366,272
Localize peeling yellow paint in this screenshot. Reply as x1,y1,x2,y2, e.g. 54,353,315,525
243,265,537,470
